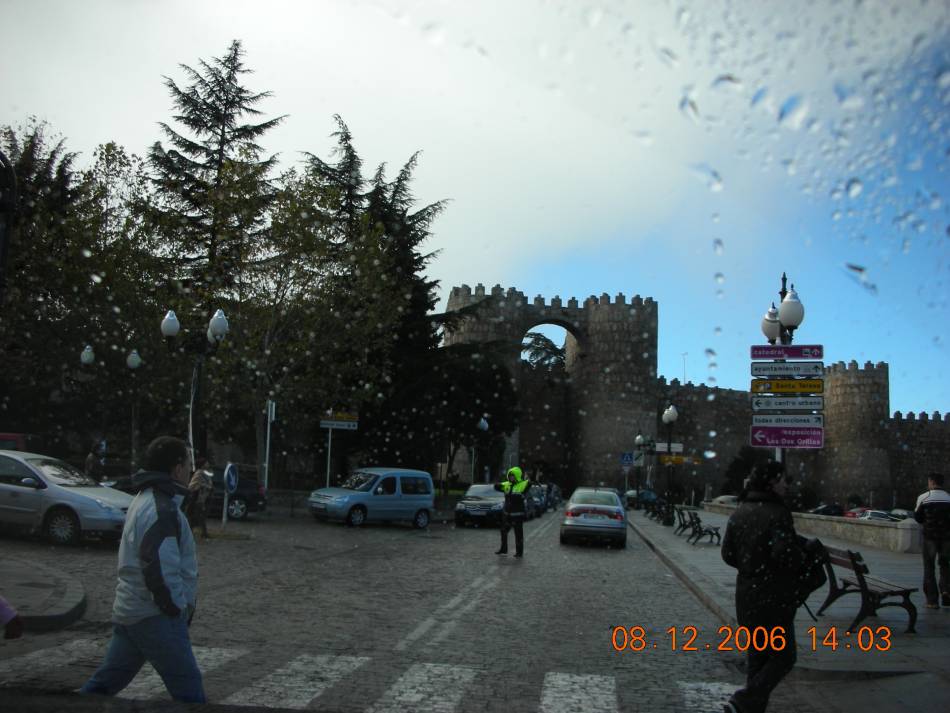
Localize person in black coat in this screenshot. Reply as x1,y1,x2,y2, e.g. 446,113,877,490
721,462,807,713
914,472,950,608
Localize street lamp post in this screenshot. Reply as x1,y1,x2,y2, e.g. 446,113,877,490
661,404,678,526
161,308,230,451
80,345,143,469
471,416,489,483
760,273,805,463
634,432,645,510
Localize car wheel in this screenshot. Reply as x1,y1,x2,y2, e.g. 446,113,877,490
560,532,569,545
346,506,366,527
413,509,430,529
454,516,464,527
617,537,627,549
45,508,81,546
227,497,248,520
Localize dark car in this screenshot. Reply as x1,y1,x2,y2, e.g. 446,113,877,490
808,503,844,517
526,484,546,518
104,468,267,521
454,483,506,527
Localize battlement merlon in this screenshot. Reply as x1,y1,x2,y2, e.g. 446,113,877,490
446,285,657,315
823,360,890,375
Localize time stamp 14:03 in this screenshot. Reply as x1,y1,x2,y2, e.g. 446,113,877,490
611,626,893,652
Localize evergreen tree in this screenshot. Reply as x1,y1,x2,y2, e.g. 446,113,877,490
147,39,284,307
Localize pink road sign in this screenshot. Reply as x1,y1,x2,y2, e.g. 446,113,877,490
749,425,824,449
750,344,823,360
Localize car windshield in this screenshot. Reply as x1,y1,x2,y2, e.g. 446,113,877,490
340,472,379,492
464,485,500,499
571,492,619,507
26,458,99,487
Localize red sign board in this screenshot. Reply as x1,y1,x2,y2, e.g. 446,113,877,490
750,426,824,449
750,344,824,360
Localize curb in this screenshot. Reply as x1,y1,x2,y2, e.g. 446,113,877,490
1,558,87,634
628,517,737,627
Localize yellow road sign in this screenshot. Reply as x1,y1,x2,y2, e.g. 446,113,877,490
659,455,701,465
750,379,823,394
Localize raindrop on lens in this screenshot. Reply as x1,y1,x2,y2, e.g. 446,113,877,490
703,450,717,459
714,273,725,284
713,238,724,255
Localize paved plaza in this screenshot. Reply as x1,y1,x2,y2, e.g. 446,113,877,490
2,502,949,712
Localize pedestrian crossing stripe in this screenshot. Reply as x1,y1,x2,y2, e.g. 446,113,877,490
117,646,246,700
0,639,738,711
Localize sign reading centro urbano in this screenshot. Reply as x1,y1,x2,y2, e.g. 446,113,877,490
750,344,824,360
751,396,824,411
750,426,824,448
751,361,824,377
751,379,824,394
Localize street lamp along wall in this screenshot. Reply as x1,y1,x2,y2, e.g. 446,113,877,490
79,344,143,468
161,308,230,452
661,403,679,526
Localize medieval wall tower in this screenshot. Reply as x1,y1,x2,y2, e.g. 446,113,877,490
444,285,950,504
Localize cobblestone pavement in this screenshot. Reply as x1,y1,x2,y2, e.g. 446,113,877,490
0,509,865,712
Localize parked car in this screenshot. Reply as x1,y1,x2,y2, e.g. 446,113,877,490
844,506,870,519
711,494,739,506
808,503,845,517
889,508,915,520
560,487,627,548
859,509,903,522
527,484,547,518
104,467,267,520
0,449,133,545
624,488,658,508
308,467,434,528
454,483,506,527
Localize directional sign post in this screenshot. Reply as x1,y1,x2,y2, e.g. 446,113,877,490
750,426,824,449
653,442,684,454
751,361,824,377
752,414,823,427
751,379,824,394
751,396,824,411
750,345,824,360
321,412,359,488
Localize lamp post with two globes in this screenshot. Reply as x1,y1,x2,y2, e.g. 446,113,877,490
759,273,805,464
80,345,143,469
160,308,230,451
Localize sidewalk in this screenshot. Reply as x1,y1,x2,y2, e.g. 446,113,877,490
628,507,950,677
0,556,86,633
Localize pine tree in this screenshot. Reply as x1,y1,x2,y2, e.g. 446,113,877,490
147,39,284,307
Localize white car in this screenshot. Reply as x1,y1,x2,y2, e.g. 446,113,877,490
0,450,134,544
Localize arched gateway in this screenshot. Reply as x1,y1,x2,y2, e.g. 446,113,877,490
445,283,659,488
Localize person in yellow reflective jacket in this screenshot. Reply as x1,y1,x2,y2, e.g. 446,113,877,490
493,466,532,557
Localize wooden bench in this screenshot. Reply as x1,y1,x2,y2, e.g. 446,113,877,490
685,511,721,546
816,544,918,634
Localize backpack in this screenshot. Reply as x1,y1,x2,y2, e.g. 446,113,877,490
796,536,829,607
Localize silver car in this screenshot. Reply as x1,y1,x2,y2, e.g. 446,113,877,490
308,467,434,529
560,487,627,548
0,450,134,545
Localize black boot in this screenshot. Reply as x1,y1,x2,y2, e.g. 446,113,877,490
495,549,507,555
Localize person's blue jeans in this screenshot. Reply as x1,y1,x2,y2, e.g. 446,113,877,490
81,613,205,703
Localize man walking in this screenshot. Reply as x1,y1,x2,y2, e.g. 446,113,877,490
185,456,214,539
494,466,531,557
721,462,807,713
914,472,950,609
81,436,204,703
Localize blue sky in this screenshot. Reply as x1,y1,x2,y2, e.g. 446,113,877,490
2,0,948,415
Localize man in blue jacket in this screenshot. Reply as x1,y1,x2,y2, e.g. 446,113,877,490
81,436,204,703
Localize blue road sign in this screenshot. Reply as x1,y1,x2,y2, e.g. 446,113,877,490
224,463,239,495
621,452,634,466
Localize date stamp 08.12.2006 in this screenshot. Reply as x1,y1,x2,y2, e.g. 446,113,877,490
611,625,893,653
